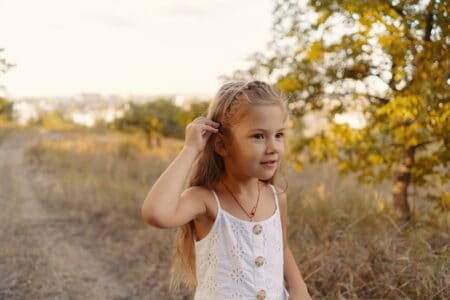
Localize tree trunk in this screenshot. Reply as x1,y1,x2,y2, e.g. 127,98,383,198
391,147,415,221
145,130,153,149
156,136,161,148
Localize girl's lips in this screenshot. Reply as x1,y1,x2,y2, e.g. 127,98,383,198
261,159,277,164
261,160,277,168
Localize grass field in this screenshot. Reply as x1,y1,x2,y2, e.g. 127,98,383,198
23,129,449,299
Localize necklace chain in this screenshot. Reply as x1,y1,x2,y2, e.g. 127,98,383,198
221,180,260,221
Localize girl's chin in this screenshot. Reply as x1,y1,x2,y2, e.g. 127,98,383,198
258,169,277,179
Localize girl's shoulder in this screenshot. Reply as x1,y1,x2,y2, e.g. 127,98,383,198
184,185,219,222
184,184,212,194
182,185,216,208
182,185,211,200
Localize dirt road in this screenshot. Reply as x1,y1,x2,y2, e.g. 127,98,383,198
0,131,131,299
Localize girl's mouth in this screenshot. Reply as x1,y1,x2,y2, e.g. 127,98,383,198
261,160,277,168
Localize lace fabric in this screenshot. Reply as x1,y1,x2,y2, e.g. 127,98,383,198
194,184,289,300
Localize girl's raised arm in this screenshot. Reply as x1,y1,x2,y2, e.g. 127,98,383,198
141,117,220,228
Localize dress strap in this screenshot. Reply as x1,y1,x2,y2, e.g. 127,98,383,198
211,189,222,210
268,184,280,212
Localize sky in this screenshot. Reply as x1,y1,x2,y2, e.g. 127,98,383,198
0,0,274,98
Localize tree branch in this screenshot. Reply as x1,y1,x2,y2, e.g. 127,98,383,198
424,0,435,42
327,92,390,105
385,0,405,18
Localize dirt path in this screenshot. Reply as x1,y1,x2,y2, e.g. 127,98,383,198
0,131,130,299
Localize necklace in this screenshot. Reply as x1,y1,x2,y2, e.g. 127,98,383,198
221,180,261,221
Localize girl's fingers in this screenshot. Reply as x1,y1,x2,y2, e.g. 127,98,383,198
207,121,220,128
193,117,220,128
200,124,219,133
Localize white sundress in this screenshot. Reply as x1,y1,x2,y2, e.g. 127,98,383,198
193,183,289,300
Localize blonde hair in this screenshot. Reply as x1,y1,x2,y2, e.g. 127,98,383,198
169,79,289,294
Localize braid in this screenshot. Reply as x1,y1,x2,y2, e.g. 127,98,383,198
214,79,286,133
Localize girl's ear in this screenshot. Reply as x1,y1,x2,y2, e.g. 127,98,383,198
214,136,228,157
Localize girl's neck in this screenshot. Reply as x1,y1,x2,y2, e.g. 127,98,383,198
219,175,262,201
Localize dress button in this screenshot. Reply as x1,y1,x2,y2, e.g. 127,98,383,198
256,289,266,299
255,256,265,267
253,224,262,235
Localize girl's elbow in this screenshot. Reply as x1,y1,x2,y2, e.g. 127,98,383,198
141,205,170,229
141,204,158,226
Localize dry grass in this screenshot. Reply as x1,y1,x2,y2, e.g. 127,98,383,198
24,129,449,299
24,130,189,299
0,124,18,144
285,163,449,299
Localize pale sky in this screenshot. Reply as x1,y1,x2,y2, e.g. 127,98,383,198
0,0,274,98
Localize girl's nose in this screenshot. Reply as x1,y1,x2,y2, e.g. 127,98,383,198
265,139,278,153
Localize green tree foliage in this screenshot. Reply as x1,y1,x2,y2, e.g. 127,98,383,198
0,97,13,123
177,101,210,129
149,98,185,138
30,111,79,130
0,48,15,124
228,0,449,220
114,98,210,149
114,101,163,148
0,48,15,92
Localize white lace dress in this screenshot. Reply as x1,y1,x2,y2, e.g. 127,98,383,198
193,184,289,300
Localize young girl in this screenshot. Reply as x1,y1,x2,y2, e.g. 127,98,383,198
141,80,312,300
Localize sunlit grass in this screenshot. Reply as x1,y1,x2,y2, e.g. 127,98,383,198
24,130,449,299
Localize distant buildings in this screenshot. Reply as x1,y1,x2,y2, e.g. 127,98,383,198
12,101,39,124
9,93,208,127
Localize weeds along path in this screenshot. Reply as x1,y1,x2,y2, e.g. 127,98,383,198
0,131,129,299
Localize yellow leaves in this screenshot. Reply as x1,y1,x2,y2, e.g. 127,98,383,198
373,93,444,147
338,162,349,171
150,117,159,127
376,95,423,121
377,201,385,213
316,11,332,25
378,35,392,48
368,153,383,165
287,119,294,128
306,40,324,61
294,163,303,173
378,34,409,57
406,136,419,147
443,192,450,212
147,117,161,130
276,75,304,92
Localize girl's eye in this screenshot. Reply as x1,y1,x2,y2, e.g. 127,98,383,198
252,133,284,139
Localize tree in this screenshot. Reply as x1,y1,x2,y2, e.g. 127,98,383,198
114,102,163,148
0,48,15,123
0,98,13,122
176,100,210,130
148,98,185,139
30,111,79,130
226,0,449,220
0,48,15,92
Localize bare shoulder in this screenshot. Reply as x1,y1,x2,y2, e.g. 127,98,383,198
181,185,210,205
181,185,215,213
182,185,217,221
183,185,214,199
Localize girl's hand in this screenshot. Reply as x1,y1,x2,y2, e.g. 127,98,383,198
183,116,220,155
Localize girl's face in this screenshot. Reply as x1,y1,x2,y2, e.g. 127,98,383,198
221,104,286,180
